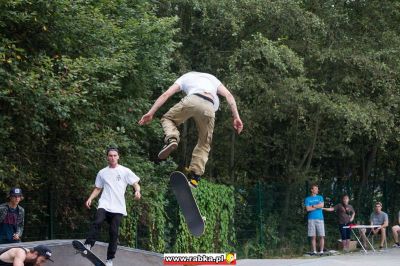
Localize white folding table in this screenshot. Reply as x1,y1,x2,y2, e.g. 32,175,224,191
343,225,381,253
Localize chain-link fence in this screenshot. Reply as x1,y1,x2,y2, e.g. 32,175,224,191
6,174,400,257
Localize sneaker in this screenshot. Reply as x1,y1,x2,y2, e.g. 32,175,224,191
84,244,91,251
105,259,113,266
187,172,201,189
319,251,324,256
158,138,178,159
310,251,317,256
393,243,400,248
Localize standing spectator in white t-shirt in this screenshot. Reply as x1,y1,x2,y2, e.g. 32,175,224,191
139,71,243,188
84,147,141,266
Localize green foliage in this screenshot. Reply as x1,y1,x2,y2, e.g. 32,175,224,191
160,0,400,258
120,160,176,252
2,0,400,259
173,180,235,253
0,0,178,240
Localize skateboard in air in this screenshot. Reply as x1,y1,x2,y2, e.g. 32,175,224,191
72,240,106,266
170,171,205,237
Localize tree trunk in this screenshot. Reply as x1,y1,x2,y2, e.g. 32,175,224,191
281,115,320,235
297,115,320,172
356,143,378,211
279,176,295,236
305,116,320,171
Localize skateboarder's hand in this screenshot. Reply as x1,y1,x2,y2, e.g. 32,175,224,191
13,233,20,240
233,117,243,134
139,113,153,125
85,199,92,209
134,191,141,200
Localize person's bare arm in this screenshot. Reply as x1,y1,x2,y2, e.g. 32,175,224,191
306,201,324,212
133,182,141,200
85,187,102,209
139,84,181,125
350,211,355,222
3,248,26,266
322,207,334,212
306,206,316,212
305,206,318,212
217,84,243,134
382,218,389,228
12,249,26,266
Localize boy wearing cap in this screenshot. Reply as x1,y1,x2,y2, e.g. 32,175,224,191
0,244,53,265
0,188,25,244
84,147,141,266
139,71,243,188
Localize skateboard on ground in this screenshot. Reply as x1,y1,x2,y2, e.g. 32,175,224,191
72,240,106,266
304,250,339,257
170,171,205,237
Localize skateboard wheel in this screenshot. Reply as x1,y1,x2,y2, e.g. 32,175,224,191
202,216,206,221
83,250,88,255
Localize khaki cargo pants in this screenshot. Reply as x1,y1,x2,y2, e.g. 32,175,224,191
161,94,215,176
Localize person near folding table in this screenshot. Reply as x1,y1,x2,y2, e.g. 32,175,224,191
323,194,355,252
359,202,388,249
391,210,400,247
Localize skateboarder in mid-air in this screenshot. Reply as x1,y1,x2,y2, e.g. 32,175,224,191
139,71,243,188
83,147,141,266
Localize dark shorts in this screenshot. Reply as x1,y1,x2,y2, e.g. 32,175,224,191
339,223,351,240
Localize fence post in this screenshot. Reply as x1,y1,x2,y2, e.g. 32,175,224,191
257,180,263,247
135,224,138,248
229,131,236,182
48,188,54,240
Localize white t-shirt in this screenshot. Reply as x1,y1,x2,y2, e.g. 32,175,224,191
175,71,221,111
95,165,140,216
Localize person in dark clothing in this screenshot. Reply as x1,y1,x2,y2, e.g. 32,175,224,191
0,245,53,266
323,194,355,252
0,188,25,244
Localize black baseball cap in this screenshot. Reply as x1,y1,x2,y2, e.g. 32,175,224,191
9,188,23,197
33,245,54,262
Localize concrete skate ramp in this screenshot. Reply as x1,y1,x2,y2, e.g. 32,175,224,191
0,239,163,266
237,248,400,266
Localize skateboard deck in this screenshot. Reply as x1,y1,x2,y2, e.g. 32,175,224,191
72,240,106,266
304,250,339,257
170,171,205,237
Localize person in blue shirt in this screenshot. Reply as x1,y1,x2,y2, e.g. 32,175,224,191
304,184,325,255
